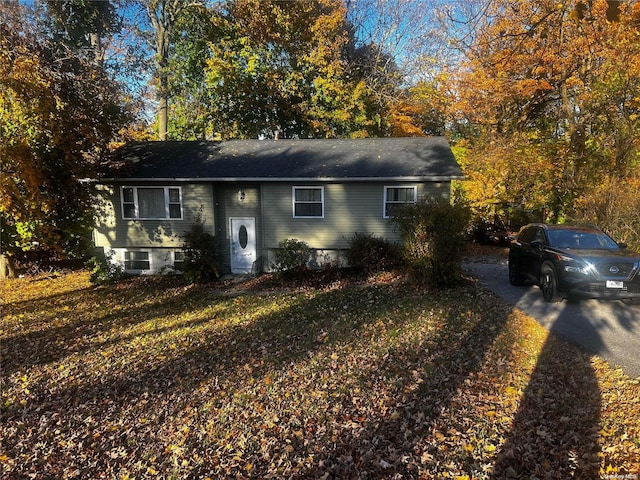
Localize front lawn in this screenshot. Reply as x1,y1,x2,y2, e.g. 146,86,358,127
1,271,638,479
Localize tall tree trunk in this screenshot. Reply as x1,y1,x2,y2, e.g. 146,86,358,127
158,91,168,141
156,22,169,141
145,0,204,140
147,0,178,141
0,254,17,280
88,32,106,69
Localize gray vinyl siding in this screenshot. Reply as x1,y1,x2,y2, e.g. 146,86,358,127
262,181,449,249
94,179,451,273
93,182,215,248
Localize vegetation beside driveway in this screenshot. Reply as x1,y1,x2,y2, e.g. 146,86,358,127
1,270,638,479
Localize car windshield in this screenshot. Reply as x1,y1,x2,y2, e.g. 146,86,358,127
547,229,619,250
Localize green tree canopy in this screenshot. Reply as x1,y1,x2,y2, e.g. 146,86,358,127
45,0,122,68
202,0,387,139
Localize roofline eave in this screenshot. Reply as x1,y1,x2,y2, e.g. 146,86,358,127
98,175,465,183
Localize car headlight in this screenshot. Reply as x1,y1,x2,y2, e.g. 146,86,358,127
564,265,592,275
556,254,595,275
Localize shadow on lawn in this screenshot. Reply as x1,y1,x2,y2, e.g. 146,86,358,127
491,331,602,479
490,293,603,478
2,274,607,479
4,279,416,476
290,286,516,479
1,277,213,376
291,295,604,479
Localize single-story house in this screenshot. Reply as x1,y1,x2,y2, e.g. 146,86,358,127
93,137,463,275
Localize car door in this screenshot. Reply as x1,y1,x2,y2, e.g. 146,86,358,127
517,226,546,282
525,227,548,282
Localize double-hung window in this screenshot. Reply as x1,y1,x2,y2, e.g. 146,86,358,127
293,186,324,218
124,251,150,271
384,186,417,218
173,251,186,271
121,186,183,220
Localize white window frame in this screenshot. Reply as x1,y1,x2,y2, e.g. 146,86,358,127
292,186,325,218
173,250,186,271
123,250,151,272
121,186,183,220
383,186,417,218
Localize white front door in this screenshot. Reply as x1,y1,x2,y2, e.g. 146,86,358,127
230,217,256,274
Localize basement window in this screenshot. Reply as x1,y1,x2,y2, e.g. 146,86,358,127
124,251,150,271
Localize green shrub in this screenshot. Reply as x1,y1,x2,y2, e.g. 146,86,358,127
181,214,220,284
272,238,311,274
391,196,471,287
86,252,124,285
345,233,401,273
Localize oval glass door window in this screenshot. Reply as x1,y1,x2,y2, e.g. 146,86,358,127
238,225,248,249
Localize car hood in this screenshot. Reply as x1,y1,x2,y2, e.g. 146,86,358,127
553,248,640,262
549,247,640,280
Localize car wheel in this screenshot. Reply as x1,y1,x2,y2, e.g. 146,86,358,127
540,262,562,303
508,260,525,286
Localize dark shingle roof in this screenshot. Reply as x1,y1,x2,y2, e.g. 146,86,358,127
107,137,463,181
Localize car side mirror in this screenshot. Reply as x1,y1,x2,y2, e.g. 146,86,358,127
530,240,544,251
618,242,627,249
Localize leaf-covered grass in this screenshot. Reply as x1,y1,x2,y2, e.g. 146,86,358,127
1,271,638,479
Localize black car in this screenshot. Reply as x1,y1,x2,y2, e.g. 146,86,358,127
508,223,640,303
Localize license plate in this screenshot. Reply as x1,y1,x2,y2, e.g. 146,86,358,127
606,281,624,289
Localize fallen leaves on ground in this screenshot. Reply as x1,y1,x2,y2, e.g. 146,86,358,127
1,271,638,479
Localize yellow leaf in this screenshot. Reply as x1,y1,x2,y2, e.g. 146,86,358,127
504,386,519,396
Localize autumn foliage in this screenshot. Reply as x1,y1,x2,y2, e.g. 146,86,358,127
448,0,640,232
0,3,130,275
572,172,640,251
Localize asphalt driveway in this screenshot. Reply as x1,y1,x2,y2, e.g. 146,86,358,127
463,255,640,378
